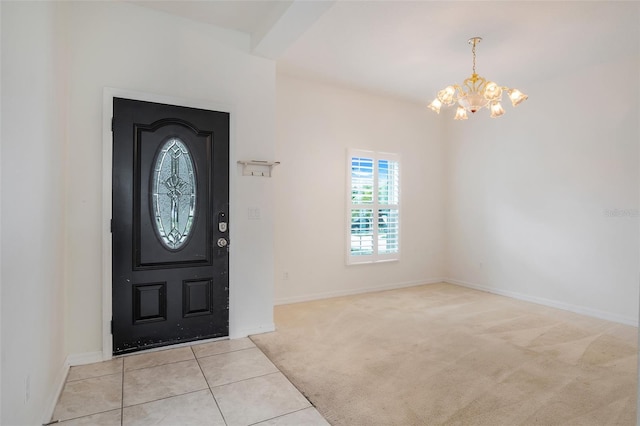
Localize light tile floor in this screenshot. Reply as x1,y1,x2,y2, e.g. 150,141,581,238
51,338,329,426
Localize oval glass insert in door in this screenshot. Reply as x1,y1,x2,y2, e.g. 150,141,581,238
151,137,197,250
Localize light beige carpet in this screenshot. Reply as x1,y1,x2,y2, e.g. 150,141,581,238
251,283,638,425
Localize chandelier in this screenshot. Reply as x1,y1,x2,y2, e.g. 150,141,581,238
428,37,528,120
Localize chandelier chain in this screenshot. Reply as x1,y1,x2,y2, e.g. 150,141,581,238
472,41,476,74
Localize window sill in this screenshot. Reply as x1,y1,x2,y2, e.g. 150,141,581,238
347,258,400,266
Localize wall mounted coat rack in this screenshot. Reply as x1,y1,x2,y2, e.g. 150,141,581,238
237,160,280,177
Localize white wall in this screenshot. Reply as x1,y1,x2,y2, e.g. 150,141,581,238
445,54,640,324
274,73,445,303
1,2,277,421
1,3,4,421
1,2,67,424
65,1,276,355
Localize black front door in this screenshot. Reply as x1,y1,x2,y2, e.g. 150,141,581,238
112,98,229,355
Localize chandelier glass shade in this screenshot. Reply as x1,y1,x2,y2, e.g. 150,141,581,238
428,37,528,120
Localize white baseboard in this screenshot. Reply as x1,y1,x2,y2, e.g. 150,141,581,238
66,351,105,367
445,278,638,327
44,351,98,424
274,278,445,306
42,358,71,425
232,323,276,338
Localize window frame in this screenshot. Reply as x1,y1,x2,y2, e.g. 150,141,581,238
346,149,401,265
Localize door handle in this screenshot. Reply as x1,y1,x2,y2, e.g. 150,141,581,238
216,212,229,253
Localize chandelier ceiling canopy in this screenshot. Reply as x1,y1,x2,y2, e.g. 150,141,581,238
428,37,528,120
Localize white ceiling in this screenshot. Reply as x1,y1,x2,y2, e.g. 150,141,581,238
131,1,639,104
131,0,288,34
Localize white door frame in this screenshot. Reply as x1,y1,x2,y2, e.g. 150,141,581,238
101,88,234,360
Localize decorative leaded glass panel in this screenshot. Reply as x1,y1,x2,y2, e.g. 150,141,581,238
152,138,196,250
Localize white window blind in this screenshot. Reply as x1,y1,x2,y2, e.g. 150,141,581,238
347,150,400,264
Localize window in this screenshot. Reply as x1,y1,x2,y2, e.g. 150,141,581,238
347,149,400,264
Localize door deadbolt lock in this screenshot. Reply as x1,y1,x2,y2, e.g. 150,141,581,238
217,238,228,248
218,212,227,233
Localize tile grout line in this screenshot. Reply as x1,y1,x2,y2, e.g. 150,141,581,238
209,389,229,426
197,343,313,425
122,344,260,410
120,342,257,362
247,406,315,426
250,345,324,418
63,341,289,424
65,356,125,383
49,359,125,425
66,371,121,383
209,370,282,390
122,353,197,373
120,388,211,410
115,339,257,371
121,383,210,408
66,359,123,383
192,345,230,426
274,372,315,409
51,408,122,424
193,345,258,361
